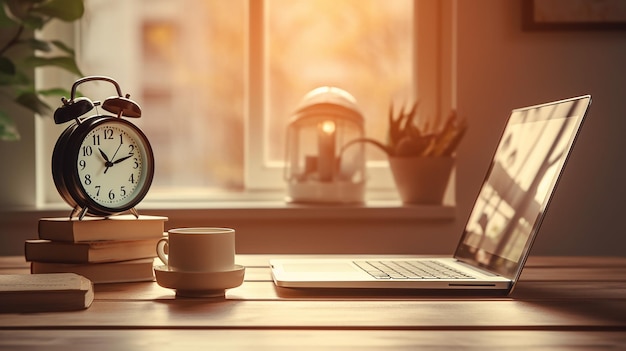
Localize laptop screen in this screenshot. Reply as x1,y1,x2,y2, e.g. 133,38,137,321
454,95,591,279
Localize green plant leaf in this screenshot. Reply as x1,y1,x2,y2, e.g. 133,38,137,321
0,68,31,86
0,1,19,26
0,110,20,141
50,40,75,55
23,55,82,75
20,38,53,52
341,137,392,157
3,0,34,22
24,14,47,30
1,0,84,140
15,91,52,115
0,56,16,75
0,72,23,85
32,0,85,22
400,102,419,135
388,103,402,147
3,0,47,29
37,87,71,97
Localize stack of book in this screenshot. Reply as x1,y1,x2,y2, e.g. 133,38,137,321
25,215,167,284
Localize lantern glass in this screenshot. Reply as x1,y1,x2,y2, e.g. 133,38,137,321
284,87,366,203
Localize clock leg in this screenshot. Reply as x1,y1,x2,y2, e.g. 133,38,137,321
69,206,89,220
69,205,81,220
129,207,140,219
77,207,89,221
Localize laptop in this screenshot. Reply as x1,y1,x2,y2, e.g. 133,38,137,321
270,95,592,294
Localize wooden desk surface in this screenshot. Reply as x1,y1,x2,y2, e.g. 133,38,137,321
1,255,625,350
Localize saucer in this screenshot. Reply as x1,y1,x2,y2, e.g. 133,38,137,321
154,264,245,298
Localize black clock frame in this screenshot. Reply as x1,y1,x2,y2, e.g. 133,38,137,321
52,115,155,219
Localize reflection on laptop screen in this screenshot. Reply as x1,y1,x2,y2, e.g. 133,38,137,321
455,96,590,278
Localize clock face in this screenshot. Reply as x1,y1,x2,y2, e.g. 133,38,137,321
75,119,152,210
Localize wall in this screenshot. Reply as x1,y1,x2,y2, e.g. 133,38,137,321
455,0,626,256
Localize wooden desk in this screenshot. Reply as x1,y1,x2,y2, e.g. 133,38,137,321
1,255,625,350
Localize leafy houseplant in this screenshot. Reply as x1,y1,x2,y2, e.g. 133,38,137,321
344,102,467,204
344,102,467,158
0,0,84,141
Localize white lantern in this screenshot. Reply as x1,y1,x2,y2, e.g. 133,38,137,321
284,87,366,203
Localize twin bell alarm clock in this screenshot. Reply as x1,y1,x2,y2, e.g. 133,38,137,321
52,76,154,220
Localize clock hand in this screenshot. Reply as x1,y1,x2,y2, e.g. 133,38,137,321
104,142,125,174
99,148,114,174
113,154,134,165
110,143,123,163
99,148,110,162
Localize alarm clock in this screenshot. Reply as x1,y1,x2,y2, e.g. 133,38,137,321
52,76,154,220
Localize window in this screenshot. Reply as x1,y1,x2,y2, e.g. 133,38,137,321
249,0,413,190
33,0,452,206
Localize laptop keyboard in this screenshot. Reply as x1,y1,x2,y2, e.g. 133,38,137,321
353,260,475,280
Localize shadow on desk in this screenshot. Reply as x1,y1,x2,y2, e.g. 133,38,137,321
511,282,626,328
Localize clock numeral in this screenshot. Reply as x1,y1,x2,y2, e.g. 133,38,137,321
119,133,124,144
128,144,134,155
95,185,101,197
104,129,114,140
83,174,92,185
129,174,135,184
92,135,100,146
82,146,93,157
79,160,86,170
105,186,128,201
133,158,139,169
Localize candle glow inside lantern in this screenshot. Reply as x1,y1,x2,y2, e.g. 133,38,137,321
284,87,366,203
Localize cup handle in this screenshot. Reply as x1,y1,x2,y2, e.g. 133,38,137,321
156,237,169,266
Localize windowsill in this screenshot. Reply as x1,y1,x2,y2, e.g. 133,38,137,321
5,199,455,221
2,186,457,224
145,200,455,220
138,188,456,220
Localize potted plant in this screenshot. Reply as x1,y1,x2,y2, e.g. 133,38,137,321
0,0,84,141
343,102,467,204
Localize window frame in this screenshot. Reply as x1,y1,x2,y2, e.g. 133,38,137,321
245,0,456,199
0,0,456,209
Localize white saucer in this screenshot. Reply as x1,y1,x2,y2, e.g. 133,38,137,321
154,264,245,298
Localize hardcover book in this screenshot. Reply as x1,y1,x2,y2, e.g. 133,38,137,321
0,273,93,313
31,258,156,284
38,215,167,242
25,238,162,263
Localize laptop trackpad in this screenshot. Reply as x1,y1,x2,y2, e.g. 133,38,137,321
283,262,357,273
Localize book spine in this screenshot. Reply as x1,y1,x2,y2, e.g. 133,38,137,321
25,239,159,263
38,219,165,242
31,260,156,284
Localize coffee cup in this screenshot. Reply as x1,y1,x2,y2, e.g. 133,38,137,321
156,227,235,273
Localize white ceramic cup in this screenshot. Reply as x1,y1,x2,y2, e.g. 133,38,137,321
156,227,235,273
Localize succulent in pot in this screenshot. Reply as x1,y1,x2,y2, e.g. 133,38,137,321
342,102,467,204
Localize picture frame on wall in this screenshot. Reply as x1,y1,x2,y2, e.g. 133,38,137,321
523,0,626,30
